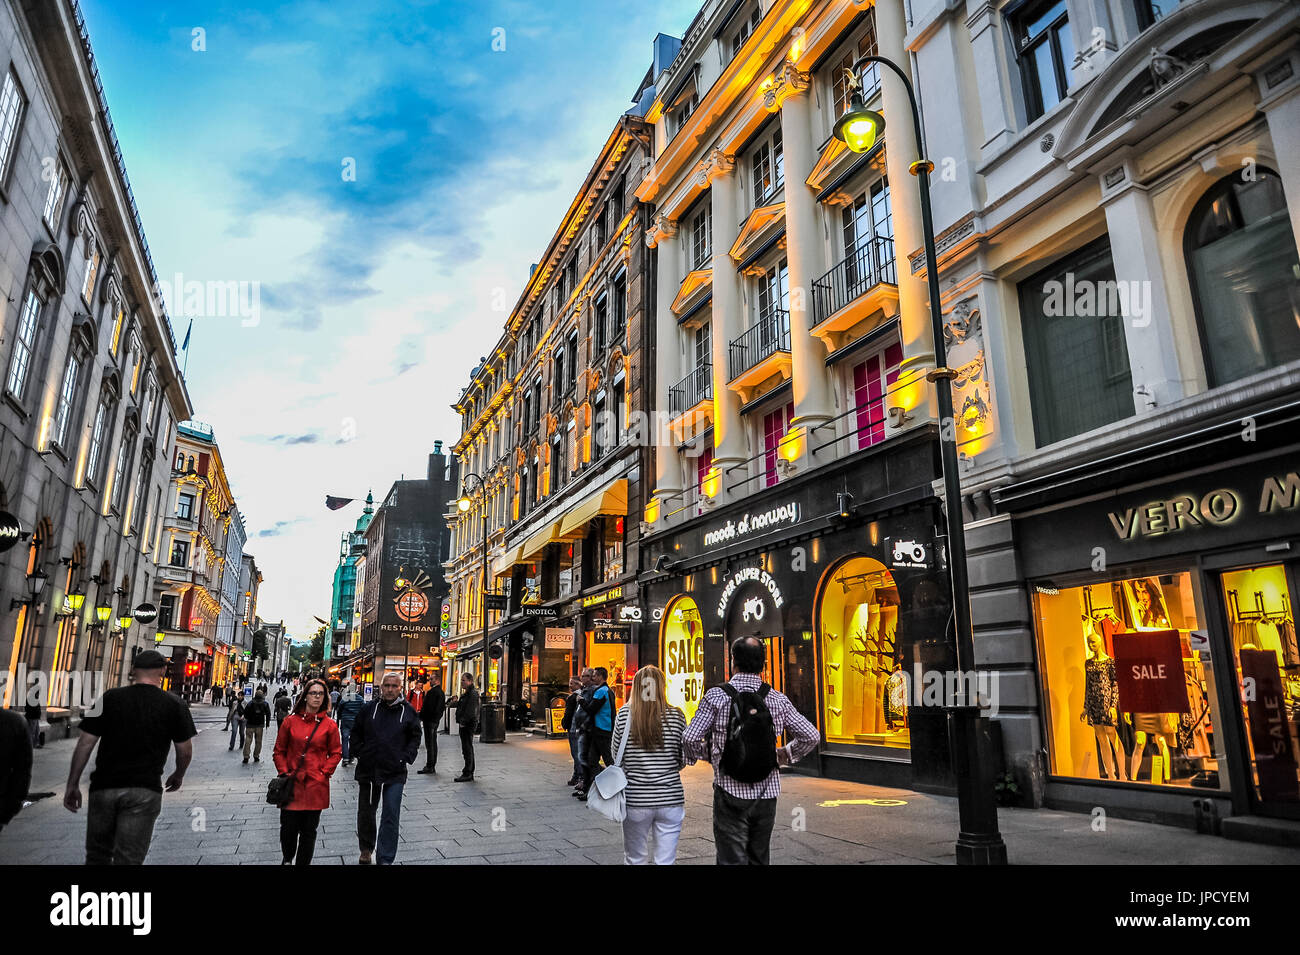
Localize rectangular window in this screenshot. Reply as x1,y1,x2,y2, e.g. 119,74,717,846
610,176,624,225
177,493,195,521
566,331,578,393
694,323,712,367
762,402,794,489
43,160,70,229
695,443,715,516
111,436,131,511
6,289,43,399
82,247,101,305
690,201,712,270
85,398,109,486
52,353,81,448
751,128,784,206
0,70,26,184
566,257,578,298
552,435,565,491
158,594,176,629
612,273,627,341
852,339,904,450
831,22,882,119
612,379,626,443
593,394,608,461
1018,238,1134,446
170,539,189,568
132,461,149,533
595,204,608,248
729,6,763,60
602,516,624,583
1014,0,1074,121
594,294,608,352
554,346,565,398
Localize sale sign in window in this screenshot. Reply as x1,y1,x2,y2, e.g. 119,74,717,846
1113,629,1190,714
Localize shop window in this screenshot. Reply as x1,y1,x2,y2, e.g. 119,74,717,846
557,541,579,600
1013,0,1074,122
662,596,706,723
1185,169,1300,388
1018,238,1134,447
762,402,794,489
1221,564,1299,806
602,516,624,583
851,338,903,450
586,625,629,710
1034,572,1225,788
820,558,908,749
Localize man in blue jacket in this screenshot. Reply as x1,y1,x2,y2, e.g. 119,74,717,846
350,672,421,865
576,667,616,801
336,681,366,767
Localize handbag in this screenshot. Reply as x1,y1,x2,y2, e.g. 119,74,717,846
586,713,631,823
266,717,322,808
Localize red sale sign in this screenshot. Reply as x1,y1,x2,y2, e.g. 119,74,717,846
1113,629,1189,714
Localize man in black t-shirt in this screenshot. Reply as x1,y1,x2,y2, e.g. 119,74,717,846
64,650,196,865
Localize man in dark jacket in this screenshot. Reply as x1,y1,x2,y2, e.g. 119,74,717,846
242,690,272,764
336,682,366,767
417,676,446,775
1,707,33,834
350,671,421,865
454,673,480,782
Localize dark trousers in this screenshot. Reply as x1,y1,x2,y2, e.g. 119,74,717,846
357,780,404,865
459,725,475,776
712,786,778,865
85,787,162,865
279,809,321,865
339,722,352,761
422,721,438,768
567,729,582,779
581,730,614,792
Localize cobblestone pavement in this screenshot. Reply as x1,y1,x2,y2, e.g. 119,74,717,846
3,708,1299,865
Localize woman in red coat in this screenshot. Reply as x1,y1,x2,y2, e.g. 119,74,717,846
273,678,342,865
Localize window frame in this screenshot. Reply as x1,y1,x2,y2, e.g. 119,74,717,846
5,287,44,401
1012,0,1073,123
0,68,27,187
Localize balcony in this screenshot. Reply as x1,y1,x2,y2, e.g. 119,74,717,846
811,236,899,352
668,362,712,424
728,309,792,399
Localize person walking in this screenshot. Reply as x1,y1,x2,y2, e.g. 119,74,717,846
336,682,365,768
242,690,272,763
23,699,41,750
227,694,247,751
611,665,693,865
577,667,616,801
570,669,594,792
453,673,480,782
273,690,291,735
272,678,342,865
350,672,420,865
417,676,446,774
329,684,342,718
683,636,821,865
1,706,33,835
561,677,583,786
63,650,196,865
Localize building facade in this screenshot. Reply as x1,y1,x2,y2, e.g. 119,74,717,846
329,491,373,667
0,0,194,708
445,97,657,722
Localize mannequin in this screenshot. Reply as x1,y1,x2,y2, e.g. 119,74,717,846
1130,713,1175,783
1080,630,1127,781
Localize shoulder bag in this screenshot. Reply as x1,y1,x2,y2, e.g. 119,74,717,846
587,710,631,823
266,717,322,808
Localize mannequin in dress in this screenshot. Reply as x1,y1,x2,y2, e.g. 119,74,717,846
1080,630,1127,781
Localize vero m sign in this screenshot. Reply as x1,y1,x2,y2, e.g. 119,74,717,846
1107,470,1299,541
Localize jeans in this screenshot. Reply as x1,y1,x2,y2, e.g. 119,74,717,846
581,730,613,792
712,786,778,865
567,730,582,779
459,726,475,776
339,722,352,762
27,718,40,748
243,725,265,760
279,809,322,865
85,787,163,865
422,722,438,768
623,805,685,865
357,780,404,865
228,719,245,750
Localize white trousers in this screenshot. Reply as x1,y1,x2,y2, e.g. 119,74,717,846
622,804,686,865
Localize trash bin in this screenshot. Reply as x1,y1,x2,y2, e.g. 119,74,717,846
479,701,506,743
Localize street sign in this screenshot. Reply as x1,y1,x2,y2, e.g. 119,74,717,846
133,602,158,624
363,683,373,702
485,593,507,612
0,511,22,553
244,685,253,701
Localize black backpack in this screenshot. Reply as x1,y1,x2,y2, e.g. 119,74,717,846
719,683,778,783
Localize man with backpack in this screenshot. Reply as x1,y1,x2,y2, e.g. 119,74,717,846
576,667,616,801
683,636,820,865
273,690,292,733
242,690,272,763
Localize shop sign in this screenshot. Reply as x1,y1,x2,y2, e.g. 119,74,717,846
1113,630,1190,714
521,606,558,618
651,607,664,622
582,585,623,608
544,627,574,649
484,593,507,611
716,567,784,620
0,511,22,553
888,538,929,570
592,622,631,643
549,706,566,735
703,500,800,548
1240,649,1300,802
133,603,158,624
1107,470,1300,541
619,605,642,622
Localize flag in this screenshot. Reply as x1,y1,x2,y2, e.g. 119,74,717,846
325,496,354,510
181,318,193,351
313,616,330,627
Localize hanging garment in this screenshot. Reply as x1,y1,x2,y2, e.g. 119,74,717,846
1254,621,1285,664
1278,620,1299,668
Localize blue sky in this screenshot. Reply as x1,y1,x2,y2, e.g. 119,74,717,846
81,0,699,641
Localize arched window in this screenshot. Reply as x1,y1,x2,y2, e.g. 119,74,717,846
1185,169,1300,387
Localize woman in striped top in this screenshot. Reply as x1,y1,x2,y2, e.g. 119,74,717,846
610,665,694,865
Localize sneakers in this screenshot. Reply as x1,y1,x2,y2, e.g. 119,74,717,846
453,774,474,782
564,776,580,786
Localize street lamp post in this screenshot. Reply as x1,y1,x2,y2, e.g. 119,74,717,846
458,473,497,741
836,54,1007,865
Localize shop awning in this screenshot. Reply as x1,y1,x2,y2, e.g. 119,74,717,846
493,545,524,579
558,479,628,540
520,521,561,560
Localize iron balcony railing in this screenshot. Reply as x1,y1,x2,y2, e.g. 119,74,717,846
669,362,712,417
812,235,897,326
728,309,791,380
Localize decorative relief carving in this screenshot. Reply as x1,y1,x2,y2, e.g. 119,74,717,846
762,59,811,112
944,298,992,440
645,213,678,249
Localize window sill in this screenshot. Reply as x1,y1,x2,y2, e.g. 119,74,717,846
2,391,30,420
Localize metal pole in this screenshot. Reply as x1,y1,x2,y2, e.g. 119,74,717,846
852,55,1008,865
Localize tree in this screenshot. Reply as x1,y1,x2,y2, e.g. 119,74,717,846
308,626,326,665
251,631,269,661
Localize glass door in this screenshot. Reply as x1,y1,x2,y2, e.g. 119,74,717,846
1220,563,1300,816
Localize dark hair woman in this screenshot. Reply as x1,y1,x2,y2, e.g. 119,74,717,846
272,677,342,865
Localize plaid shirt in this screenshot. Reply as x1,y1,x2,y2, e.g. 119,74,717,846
683,673,820,799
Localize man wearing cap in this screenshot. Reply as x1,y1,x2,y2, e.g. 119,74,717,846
63,649,196,865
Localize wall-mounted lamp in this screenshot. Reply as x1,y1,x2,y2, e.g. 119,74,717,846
837,491,855,519
654,555,676,573
887,406,914,427
10,569,48,611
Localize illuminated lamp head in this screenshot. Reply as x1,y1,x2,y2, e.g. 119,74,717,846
833,87,885,154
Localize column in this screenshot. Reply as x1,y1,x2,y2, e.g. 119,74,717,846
770,62,832,435
877,0,937,425
1101,175,1186,410
647,214,683,500
707,151,748,470
965,2,1016,155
